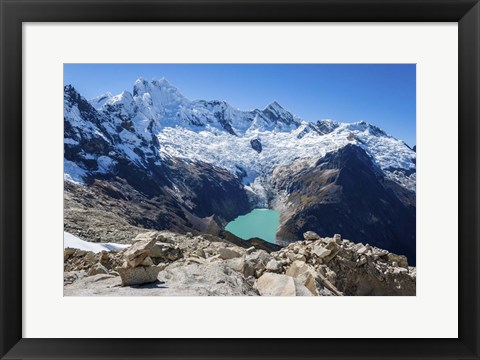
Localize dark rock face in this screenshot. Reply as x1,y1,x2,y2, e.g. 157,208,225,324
163,159,250,221
315,120,339,135
273,144,416,265
250,138,262,153
260,101,299,127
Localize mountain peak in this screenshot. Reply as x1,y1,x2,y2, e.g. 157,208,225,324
132,77,187,107
265,100,284,111
152,77,174,88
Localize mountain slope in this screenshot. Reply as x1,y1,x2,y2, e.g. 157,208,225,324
272,144,416,264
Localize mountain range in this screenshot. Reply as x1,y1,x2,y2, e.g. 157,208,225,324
64,77,416,264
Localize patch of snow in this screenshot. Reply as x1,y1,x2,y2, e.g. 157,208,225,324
97,156,117,173
64,232,130,253
64,138,79,145
64,159,87,185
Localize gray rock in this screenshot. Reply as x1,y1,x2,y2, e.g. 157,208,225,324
294,254,306,262
373,248,389,257
64,270,86,285
185,257,205,264
312,245,331,258
356,255,367,267
286,260,319,296
150,242,183,261
245,250,273,277
74,249,87,257
218,247,243,260
245,246,256,254
323,240,340,262
141,256,154,266
286,252,296,262
333,234,342,244
193,248,206,258
124,237,157,267
242,259,256,277
87,263,109,276
265,259,282,273
357,245,368,255
225,257,245,273
132,231,161,243
117,265,161,286
64,248,76,261
255,273,312,296
158,262,258,296
303,231,320,240
387,253,408,268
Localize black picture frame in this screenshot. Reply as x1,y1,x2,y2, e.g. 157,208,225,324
1,1,479,359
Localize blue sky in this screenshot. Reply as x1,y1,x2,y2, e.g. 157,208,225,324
64,64,416,146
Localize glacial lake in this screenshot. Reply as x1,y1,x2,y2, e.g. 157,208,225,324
225,209,280,244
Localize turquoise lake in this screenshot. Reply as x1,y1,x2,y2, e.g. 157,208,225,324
225,209,280,244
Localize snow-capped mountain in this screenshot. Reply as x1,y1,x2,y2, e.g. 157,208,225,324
66,77,415,194
64,78,416,259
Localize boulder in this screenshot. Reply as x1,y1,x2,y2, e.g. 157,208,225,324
286,260,319,295
150,242,183,261
245,246,256,254
124,237,157,268
387,253,409,268
64,248,76,261
117,265,161,286
303,231,320,240
312,245,331,258
245,250,273,278
132,231,161,243
323,240,340,262
286,252,296,262
333,234,342,244
193,248,206,258
141,256,154,266
87,263,109,276
242,258,256,278
74,249,87,257
294,254,307,262
265,259,282,273
373,248,389,258
218,247,243,260
286,260,308,277
357,245,368,255
356,255,367,267
255,273,312,296
225,257,245,273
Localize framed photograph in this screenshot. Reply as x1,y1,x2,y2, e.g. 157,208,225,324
1,0,479,359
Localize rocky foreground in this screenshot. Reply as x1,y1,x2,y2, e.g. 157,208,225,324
64,231,416,296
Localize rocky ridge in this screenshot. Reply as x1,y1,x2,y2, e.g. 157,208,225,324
64,230,415,296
